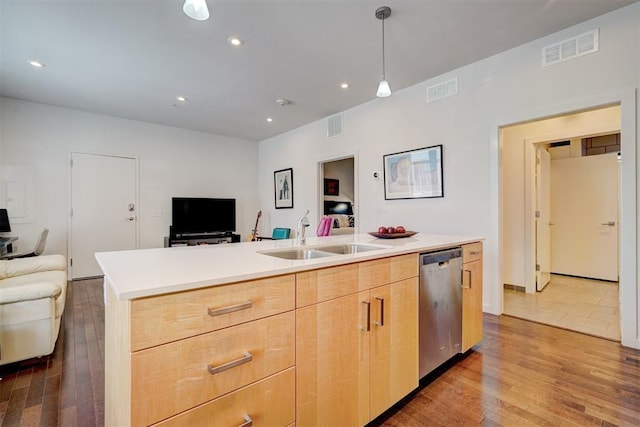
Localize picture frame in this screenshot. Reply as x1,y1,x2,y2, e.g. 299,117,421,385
274,168,294,209
323,178,339,196
383,145,443,200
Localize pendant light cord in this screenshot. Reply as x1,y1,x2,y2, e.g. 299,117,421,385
381,15,386,79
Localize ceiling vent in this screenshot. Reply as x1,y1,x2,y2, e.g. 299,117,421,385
542,29,599,67
426,77,458,103
327,114,343,138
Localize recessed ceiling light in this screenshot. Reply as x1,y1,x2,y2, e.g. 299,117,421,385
176,96,188,102
227,36,244,47
341,83,349,89
266,118,273,123
28,60,45,68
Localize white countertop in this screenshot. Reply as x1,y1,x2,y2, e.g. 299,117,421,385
95,233,482,300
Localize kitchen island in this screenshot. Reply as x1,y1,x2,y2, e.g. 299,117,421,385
97,233,483,426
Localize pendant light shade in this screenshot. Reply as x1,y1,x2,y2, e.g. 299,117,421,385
375,6,392,98
183,0,210,21
376,79,391,97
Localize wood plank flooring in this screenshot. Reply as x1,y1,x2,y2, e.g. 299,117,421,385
0,278,105,427
1,279,640,426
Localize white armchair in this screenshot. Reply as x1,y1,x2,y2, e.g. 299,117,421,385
0,254,67,365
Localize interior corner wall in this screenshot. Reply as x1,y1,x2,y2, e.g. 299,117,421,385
258,4,640,322
0,97,259,257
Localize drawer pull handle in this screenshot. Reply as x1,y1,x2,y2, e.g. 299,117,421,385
375,297,384,327
208,300,253,317
469,250,482,256
361,301,371,332
239,414,253,427
208,351,253,375
461,269,472,289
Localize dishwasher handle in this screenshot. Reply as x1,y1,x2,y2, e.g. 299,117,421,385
420,248,462,265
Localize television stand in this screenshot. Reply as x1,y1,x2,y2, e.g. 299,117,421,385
165,233,240,248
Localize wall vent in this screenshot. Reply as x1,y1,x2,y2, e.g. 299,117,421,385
327,114,343,138
542,29,599,67
426,77,458,103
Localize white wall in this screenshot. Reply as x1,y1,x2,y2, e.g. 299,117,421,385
258,5,640,346
0,98,259,256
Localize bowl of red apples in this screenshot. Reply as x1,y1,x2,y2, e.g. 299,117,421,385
368,226,417,239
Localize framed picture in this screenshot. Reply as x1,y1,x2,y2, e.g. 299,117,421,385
274,168,294,209
383,145,443,200
323,178,339,196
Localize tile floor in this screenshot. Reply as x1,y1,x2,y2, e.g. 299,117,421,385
503,274,620,341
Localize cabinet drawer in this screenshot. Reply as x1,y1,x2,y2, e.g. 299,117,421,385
296,254,418,307
463,242,483,263
360,253,418,289
155,368,295,427
131,274,295,350
131,311,295,426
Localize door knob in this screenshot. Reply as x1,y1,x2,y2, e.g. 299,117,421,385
601,221,616,226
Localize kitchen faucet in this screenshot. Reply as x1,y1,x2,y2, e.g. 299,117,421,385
296,209,310,245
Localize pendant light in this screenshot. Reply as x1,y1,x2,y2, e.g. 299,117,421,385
375,6,392,98
183,0,210,21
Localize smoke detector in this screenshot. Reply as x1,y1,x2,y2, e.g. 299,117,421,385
276,98,290,106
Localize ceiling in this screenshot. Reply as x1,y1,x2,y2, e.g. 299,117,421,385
1,0,636,142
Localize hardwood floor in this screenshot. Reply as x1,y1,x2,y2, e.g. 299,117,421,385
1,279,640,426
0,278,104,427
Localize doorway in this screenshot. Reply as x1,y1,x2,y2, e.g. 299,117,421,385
319,156,356,235
69,152,138,279
501,105,621,340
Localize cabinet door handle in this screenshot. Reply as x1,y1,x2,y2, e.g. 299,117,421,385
239,414,253,427
361,301,371,331
208,351,253,375
375,297,384,327
461,269,472,289
208,300,253,317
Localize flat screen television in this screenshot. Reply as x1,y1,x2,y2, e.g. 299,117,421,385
171,197,236,235
324,200,353,215
0,209,10,233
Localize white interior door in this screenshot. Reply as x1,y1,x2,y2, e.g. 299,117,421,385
550,153,619,281
536,146,551,291
70,152,137,279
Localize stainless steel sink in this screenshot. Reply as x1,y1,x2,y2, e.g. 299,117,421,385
315,243,385,254
260,248,335,260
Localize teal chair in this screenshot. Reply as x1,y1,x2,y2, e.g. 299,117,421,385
258,228,291,240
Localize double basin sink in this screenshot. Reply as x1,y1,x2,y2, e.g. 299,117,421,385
259,243,387,260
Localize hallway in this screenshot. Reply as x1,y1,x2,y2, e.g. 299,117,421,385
504,274,620,341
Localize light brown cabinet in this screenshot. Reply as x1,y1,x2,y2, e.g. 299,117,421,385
295,254,419,426
105,246,482,426
461,242,483,352
105,274,296,426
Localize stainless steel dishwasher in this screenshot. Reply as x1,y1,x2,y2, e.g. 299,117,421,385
419,247,463,378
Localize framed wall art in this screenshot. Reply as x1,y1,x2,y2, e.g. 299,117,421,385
383,145,443,200
274,168,294,209
323,178,339,196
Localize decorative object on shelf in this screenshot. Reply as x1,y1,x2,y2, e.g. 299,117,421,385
274,168,294,209
323,178,339,196
368,231,417,239
183,0,210,20
383,144,444,200
375,6,392,98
